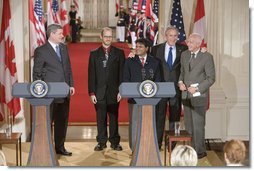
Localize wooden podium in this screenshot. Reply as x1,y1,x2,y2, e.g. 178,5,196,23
12,82,69,166
119,82,176,166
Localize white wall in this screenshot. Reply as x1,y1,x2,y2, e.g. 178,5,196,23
159,0,249,141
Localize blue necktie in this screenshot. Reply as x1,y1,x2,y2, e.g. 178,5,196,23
55,45,62,62
167,47,173,70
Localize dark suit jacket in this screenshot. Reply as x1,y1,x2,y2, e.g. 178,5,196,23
179,50,216,107
88,46,125,104
33,41,74,101
123,54,161,103
151,42,187,97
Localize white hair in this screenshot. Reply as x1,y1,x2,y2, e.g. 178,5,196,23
171,145,198,166
189,33,202,46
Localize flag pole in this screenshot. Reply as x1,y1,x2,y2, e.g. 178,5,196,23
28,0,33,141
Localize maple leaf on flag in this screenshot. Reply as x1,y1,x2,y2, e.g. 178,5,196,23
60,9,67,20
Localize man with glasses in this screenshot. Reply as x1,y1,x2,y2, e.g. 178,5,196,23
88,27,125,151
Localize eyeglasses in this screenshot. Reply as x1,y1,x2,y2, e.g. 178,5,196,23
103,36,112,39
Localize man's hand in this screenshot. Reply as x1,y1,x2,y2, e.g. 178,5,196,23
117,93,121,102
90,95,97,104
187,86,197,95
128,51,135,58
70,87,75,96
201,47,207,53
178,82,187,91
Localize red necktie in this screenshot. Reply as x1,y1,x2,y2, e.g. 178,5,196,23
140,57,145,67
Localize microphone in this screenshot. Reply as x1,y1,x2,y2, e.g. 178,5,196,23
149,69,154,80
141,68,146,81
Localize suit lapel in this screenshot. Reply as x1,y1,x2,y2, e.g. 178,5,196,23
173,44,183,68
107,47,117,66
46,42,63,63
46,42,61,62
190,51,202,70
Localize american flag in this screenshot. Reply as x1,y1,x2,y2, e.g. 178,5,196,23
138,0,146,12
73,0,79,11
29,0,46,56
170,0,186,43
52,0,60,23
150,0,159,42
133,0,138,11
0,0,21,121
47,0,60,26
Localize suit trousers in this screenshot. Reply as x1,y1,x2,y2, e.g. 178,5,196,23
95,100,120,145
155,96,182,147
183,99,207,154
50,99,70,151
128,104,139,151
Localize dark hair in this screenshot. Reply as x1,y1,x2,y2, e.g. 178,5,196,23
46,24,62,38
135,38,150,48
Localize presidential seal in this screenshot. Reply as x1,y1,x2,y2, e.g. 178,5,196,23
139,80,158,98
30,80,48,98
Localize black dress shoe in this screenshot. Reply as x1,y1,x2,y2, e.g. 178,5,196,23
94,143,107,151
56,149,72,156
110,144,123,151
198,152,207,159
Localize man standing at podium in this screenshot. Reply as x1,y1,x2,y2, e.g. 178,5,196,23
123,38,162,150
88,27,125,151
178,33,215,159
33,24,75,156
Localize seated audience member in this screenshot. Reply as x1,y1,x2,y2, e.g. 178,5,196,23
223,139,246,166
0,150,7,166
171,145,198,166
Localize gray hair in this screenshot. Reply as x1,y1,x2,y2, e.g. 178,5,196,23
46,24,62,38
171,145,198,166
164,26,179,36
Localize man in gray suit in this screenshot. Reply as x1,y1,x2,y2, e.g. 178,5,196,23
33,24,75,156
178,33,215,159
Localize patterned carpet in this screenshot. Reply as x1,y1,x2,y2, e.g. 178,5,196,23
2,142,224,167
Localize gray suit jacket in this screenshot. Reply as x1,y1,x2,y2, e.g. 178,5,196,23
33,41,74,102
33,41,74,86
179,50,215,107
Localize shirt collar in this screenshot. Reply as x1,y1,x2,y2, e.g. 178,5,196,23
139,54,147,61
165,43,175,50
102,46,111,53
192,48,201,55
48,40,59,49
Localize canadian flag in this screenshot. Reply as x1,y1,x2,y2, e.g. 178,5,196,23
193,0,207,47
0,0,21,121
60,0,70,37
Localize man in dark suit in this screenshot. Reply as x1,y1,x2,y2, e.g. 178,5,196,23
33,24,75,156
88,27,125,151
179,33,215,159
150,26,188,150
123,38,162,150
